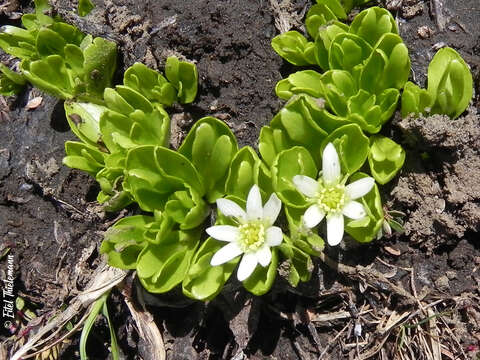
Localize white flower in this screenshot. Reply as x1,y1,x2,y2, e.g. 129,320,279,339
293,143,375,246
207,185,283,282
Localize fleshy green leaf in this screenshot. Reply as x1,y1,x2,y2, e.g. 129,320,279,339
137,228,200,293
179,117,238,202
275,70,323,100
183,237,240,301
0,64,26,96
225,146,272,200
21,55,74,98
328,33,372,73
63,141,106,176
349,7,398,47
427,47,473,119
123,62,177,106
271,31,316,66
78,0,95,16
321,123,369,175
124,146,206,215
64,101,107,146
271,146,317,208
242,249,278,295
164,56,198,103
368,135,405,184
314,21,349,70
270,96,329,165
100,215,154,269
82,37,117,98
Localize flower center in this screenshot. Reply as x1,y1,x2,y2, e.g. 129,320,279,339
317,184,346,213
238,222,265,252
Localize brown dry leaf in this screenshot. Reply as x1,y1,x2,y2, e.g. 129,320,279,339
26,96,43,110
384,246,401,256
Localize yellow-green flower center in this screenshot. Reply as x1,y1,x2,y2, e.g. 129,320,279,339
317,184,346,213
238,222,265,252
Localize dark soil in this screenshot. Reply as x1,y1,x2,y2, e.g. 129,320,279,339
1,0,480,359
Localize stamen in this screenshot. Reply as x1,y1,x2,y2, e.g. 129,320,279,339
238,222,266,252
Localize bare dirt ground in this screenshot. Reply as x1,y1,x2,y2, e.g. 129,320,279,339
1,0,479,359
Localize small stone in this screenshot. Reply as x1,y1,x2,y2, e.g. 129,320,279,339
434,275,449,291
417,25,433,39
445,271,457,280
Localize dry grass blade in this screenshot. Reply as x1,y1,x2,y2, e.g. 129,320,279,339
124,289,166,360
10,262,127,360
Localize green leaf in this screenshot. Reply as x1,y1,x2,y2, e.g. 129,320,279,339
243,249,278,295
321,124,369,175
328,33,372,73
359,34,410,94
305,3,338,39
346,89,383,133
0,26,36,60
137,229,200,293
368,135,405,184
275,70,324,100
345,172,384,243
100,215,154,269
320,70,357,117
80,292,109,360
21,55,75,99
258,125,291,167
64,101,107,146
314,21,349,70
0,64,26,96
271,31,316,66
36,28,67,57
270,96,329,165
284,205,325,255
271,146,317,208
100,105,170,152
183,237,240,301
278,237,313,287
427,47,473,119
124,145,206,213
349,7,398,47
123,62,177,106
178,117,238,202
63,141,106,176
78,0,95,16
164,56,198,103
83,37,117,98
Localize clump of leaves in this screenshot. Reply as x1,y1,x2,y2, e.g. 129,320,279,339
272,6,410,134
63,56,200,211
401,47,473,119
0,0,116,101
0,64,26,96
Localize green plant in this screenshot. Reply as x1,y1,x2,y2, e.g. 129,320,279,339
401,47,473,119
0,0,116,101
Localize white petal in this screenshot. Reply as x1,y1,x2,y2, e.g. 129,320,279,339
237,252,258,281
263,192,282,224
206,225,239,242
322,143,341,185
303,205,325,228
217,198,246,220
256,246,272,267
342,200,367,220
327,213,344,246
293,175,318,198
246,184,263,220
266,226,283,247
210,242,243,266
345,177,375,200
